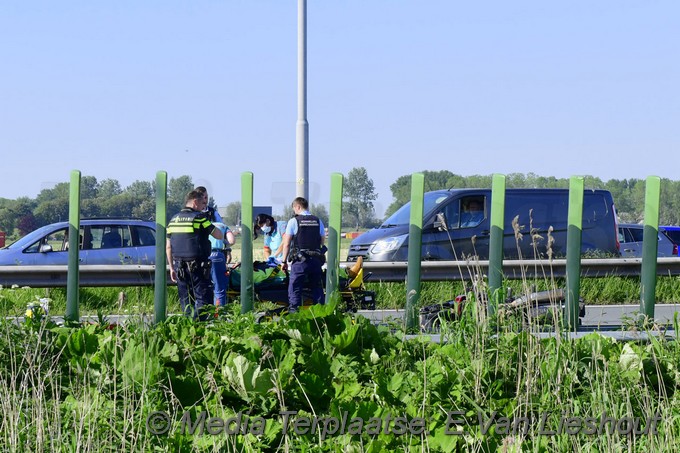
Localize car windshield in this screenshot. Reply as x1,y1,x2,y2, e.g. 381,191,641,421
380,192,451,227
2,224,60,250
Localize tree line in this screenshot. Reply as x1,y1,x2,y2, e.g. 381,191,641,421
1,170,678,242
0,176,197,242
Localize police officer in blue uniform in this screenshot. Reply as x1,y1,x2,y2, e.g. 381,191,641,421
166,189,224,320
281,197,326,313
195,186,236,306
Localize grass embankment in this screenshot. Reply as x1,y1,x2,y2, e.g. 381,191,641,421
1,275,679,318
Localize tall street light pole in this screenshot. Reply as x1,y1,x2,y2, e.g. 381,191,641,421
296,0,309,200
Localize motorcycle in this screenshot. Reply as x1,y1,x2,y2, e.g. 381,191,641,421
419,287,586,333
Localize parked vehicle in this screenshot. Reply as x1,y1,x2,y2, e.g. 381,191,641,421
660,226,680,256
0,218,157,265
618,223,676,258
347,189,620,261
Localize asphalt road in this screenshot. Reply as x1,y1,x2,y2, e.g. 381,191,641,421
357,304,680,327
12,303,680,329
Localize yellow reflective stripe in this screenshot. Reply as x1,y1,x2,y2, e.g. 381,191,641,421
194,218,211,228
167,225,195,233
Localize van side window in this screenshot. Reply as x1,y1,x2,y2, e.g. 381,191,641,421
442,200,460,229
505,194,563,231
459,197,485,228
583,193,608,223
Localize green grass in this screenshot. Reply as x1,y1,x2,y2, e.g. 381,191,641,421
1,274,679,317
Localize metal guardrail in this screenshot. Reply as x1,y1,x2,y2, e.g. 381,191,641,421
1,258,680,288
359,258,680,282
0,265,167,288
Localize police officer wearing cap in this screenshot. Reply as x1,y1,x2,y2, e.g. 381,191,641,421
166,189,224,320
281,197,326,313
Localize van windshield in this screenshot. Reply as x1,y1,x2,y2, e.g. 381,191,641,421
380,192,450,227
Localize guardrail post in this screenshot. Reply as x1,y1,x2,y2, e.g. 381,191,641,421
325,173,343,304
488,174,506,316
640,176,661,320
65,170,81,323
154,171,168,324
405,173,425,331
240,172,254,313
565,176,584,331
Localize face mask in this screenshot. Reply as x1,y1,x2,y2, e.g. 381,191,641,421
261,225,272,234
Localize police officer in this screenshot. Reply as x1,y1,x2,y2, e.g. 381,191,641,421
208,221,235,307
195,186,236,300
281,197,326,313
166,189,224,320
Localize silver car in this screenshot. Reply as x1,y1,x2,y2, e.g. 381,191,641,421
618,223,675,258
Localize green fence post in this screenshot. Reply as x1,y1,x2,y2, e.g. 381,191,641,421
240,172,254,313
488,174,506,316
405,173,425,331
566,176,584,331
325,173,343,305
65,170,81,323
154,171,168,324
640,176,661,320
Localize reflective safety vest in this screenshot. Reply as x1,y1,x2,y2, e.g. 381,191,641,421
292,215,322,252
167,208,213,260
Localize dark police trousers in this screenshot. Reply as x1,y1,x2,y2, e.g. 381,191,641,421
287,256,324,312
174,259,214,321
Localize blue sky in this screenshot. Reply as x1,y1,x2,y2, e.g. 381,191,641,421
2,1,678,217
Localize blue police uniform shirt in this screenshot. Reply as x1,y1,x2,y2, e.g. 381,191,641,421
209,222,229,250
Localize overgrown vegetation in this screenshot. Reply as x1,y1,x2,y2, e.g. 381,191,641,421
1,300,679,451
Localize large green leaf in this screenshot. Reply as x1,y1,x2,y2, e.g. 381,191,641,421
221,353,275,402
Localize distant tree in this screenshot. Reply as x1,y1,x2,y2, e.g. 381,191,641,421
81,198,104,218
125,180,153,198
36,182,70,204
17,214,38,236
96,179,123,198
81,176,98,199
279,206,294,222
311,203,329,228
464,174,493,188
0,205,14,233
222,201,241,226
343,167,378,229
14,197,37,217
167,176,194,216
34,199,69,225
100,193,136,218
133,199,156,220
385,170,455,218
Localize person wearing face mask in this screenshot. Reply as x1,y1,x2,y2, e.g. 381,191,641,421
253,213,287,263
